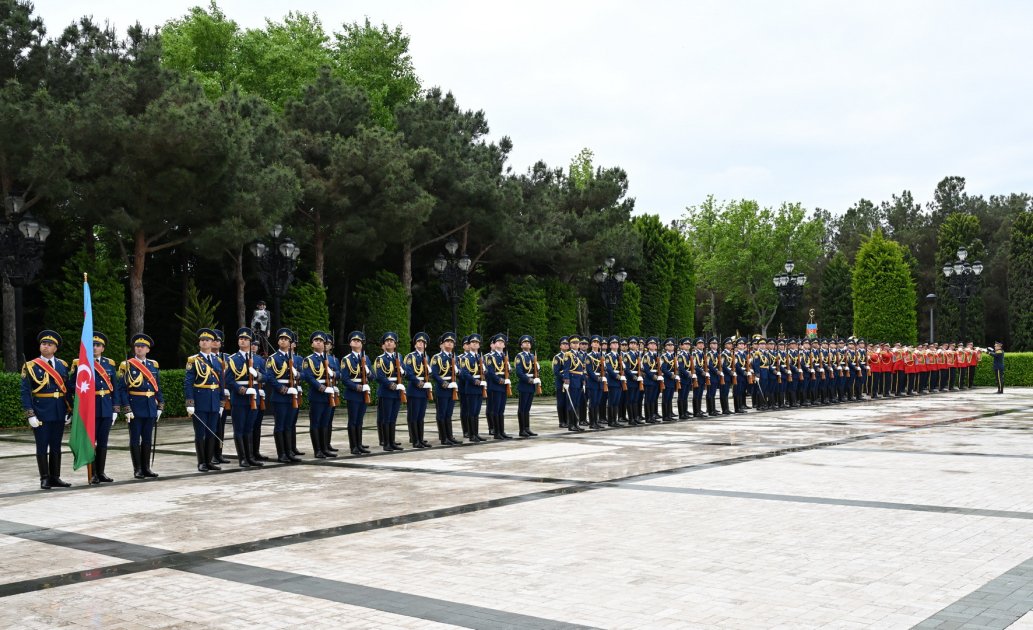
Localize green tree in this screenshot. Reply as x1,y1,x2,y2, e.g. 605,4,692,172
352,270,410,356
819,251,853,338
234,11,330,109
615,280,642,337
43,247,127,363
831,198,885,261
159,1,240,98
1009,210,1033,350
852,231,917,343
935,212,985,342
666,231,695,337
282,273,331,357
631,214,674,335
175,279,220,362
541,277,577,343
496,276,548,347
331,18,421,129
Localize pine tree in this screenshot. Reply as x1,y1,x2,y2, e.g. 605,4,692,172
1009,210,1033,350
632,214,674,336
175,280,220,362
43,248,128,363
666,233,695,337
615,280,642,337
282,273,332,357
352,270,409,356
820,252,853,338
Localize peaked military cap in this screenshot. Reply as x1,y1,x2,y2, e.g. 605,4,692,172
413,331,430,345
92,332,107,346
663,337,675,346
381,331,398,344
132,333,154,348
213,329,224,343
645,336,659,345
197,328,216,341
236,327,254,340
277,327,293,340
558,336,570,344
325,333,335,345
349,330,365,342
310,331,327,343
519,334,534,345
679,337,692,345
608,335,620,344
439,332,457,344
708,336,718,344
724,337,735,344
491,332,508,344
468,333,482,344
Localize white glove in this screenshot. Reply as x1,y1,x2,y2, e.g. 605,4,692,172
223,389,230,397
327,368,335,377
324,386,337,395
422,382,432,389
563,383,570,392
287,387,298,395
674,376,681,381
503,378,511,385
657,376,664,382
481,381,488,388
361,384,371,393
186,406,194,417
65,415,71,425
248,367,258,377
533,377,542,385
692,373,698,379
111,412,118,423
535,362,541,370
156,409,163,421
258,389,266,398
245,387,257,396
28,416,40,428
126,411,135,421
291,368,299,377
633,375,640,381
447,382,458,390
619,376,626,381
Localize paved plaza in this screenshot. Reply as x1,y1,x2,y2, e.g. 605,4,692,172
1,388,1031,629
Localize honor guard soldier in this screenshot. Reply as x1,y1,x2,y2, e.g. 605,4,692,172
560,335,587,431
249,337,270,460
513,335,541,437
704,337,721,416
617,338,631,423
373,331,404,451
658,338,678,422
184,329,225,472
797,338,812,406
483,333,512,439
937,342,949,391
967,342,979,389
302,331,338,458
323,333,340,454
209,330,231,465
869,341,883,398
583,335,606,428
693,337,708,416
604,336,625,427
459,333,488,440
266,328,302,462
625,337,645,424
552,337,570,428
458,336,471,436
857,339,869,398
22,330,72,490
70,332,118,483
676,338,693,419
340,331,373,454
719,337,734,415
287,331,306,456
991,341,1004,393
575,336,589,425
430,332,462,445
403,332,434,448
639,337,663,423
118,333,163,479
225,328,266,467
734,337,749,413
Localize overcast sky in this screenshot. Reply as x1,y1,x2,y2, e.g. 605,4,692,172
35,1,1033,222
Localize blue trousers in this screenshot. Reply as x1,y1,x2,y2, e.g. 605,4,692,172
272,402,292,433
95,412,112,449
32,421,64,456
192,411,218,441
378,397,400,426
487,390,506,416
518,390,534,414
347,399,367,428
231,403,258,436
607,387,622,410
407,396,427,425
436,391,455,421
586,385,603,410
129,416,156,447
309,401,332,430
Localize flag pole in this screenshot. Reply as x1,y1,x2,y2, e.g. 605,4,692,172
83,273,93,484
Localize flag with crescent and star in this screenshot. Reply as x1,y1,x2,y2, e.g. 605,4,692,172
69,277,96,470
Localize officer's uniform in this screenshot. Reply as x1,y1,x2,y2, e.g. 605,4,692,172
704,338,720,416
675,339,692,419
459,334,487,440
266,328,303,462
552,338,570,428
225,327,266,467
183,328,224,472
584,336,606,429
373,331,404,451
340,331,373,454
402,332,434,448
430,332,461,445
992,343,1005,393
210,329,231,465
734,338,750,413
625,338,644,424
720,338,734,415
513,335,541,437
560,335,587,431
118,333,163,479
301,331,338,458
659,339,678,422
70,332,118,484
21,330,71,490
483,333,511,439
603,336,625,427
321,333,340,455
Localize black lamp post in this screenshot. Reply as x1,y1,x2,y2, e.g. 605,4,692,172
941,247,983,341
773,260,807,321
593,256,627,335
249,224,300,334
433,237,472,334
0,195,51,369
925,293,937,344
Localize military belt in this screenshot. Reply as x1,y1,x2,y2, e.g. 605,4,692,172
194,384,219,390
130,391,156,397
568,371,584,375
33,392,63,399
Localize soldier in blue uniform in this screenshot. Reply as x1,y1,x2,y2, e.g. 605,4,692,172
210,329,231,465
625,337,644,424
249,336,271,461
560,335,587,432
690,337,706,417
734,337,749,413
303,331,338,458
266,328,302,462
69,332,118,484
402,332,434,448
184,328,224,472
225,328,266,467
585,335,607,429
459,333,487,441
340,331,373,455
991,341,1005,393
430,332,461,445
604,335,625,427
719,337,734,415
457,336,471,436
576,335,590,425
676,338,692,419
483,333,512,439
552,337,570,428
512,335,541,437
373,331,404,451
118,333,163,479
658,338,677,422
322,333,341,455
704,337,720,417
798,338,812,407
640,337,663,423
22,330,72,490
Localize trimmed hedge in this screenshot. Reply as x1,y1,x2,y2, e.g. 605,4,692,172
353,270,410,356
973,352,1033,387
853,231,917,344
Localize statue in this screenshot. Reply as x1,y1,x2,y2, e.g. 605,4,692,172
250,300,271,340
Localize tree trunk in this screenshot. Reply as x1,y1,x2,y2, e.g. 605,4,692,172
337,277,349,345
2,278,15,371
401,240,413,330
233,248,246,328
312,208,324,286
129,229,147,335
708,290,717,336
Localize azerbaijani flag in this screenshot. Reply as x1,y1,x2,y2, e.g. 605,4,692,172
69,277,96,470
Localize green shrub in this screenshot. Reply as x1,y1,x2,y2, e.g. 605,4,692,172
973,352,1033,387
0,372,22,428
353,270,410,356
541,277,577,343
1009,211,1033,351
616,280,642,337
499,276,549,346
632,214,675,335
283,273,331,357
852,231,917,344
667,233,695,337
821,251,853,337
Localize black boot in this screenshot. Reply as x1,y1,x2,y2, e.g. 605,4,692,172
357,426,371,453
720,396,730,416
206,436,221,470
215,413,229,463
390,425,404,451
131,444,145,479
312,427,326,459
409,420,422,448
469,416,483,441
196,439,210,472
95,447,113,482
253,426,270,461
320,426,336,459
49,451,71,487
498,413,512,439
140,442,158,475
568,409,586,431
37,454,51,490
236,437,251,467
419,421,432,448
324,423,338,454
446,418,462,445
285,430,302,461
461,413,471,437
275,432,291,463
291,426,305,456
347,426,360,455
558,405,568,428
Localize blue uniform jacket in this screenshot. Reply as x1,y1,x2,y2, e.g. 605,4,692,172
265,350,301,405
483,351,508,393
372,352,401,400
303,353,335,405
340,352,372,402
402,350,431,399
514,351,538,394
117,357,164,418
21,357,70,422
184,353,225,413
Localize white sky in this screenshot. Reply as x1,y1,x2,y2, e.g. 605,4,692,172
35,0,1033,222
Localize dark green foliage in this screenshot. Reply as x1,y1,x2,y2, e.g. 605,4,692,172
496,276,548,347
43,247,127,363
666,233,695,337
615,280,642,337
935,212,985,342
352,270,409,356
282,273,331,357
973,353,1033,386
540,277,578,343
852,231,917,343
820,252,853,339
1009,211,1033,350
0,371,21,427
632,214,674,336
175,280,220,362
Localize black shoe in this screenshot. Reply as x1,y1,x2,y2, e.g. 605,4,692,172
291,429,305,456
276,432,293,463
48,452,71,487
321,426,337,459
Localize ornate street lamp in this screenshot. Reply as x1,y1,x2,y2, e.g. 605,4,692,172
773,259,807,315
594,256,627,335
941,247,983,340
249,223,301,336
925,294,937,344
434,237,472,334
0,195,51,368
